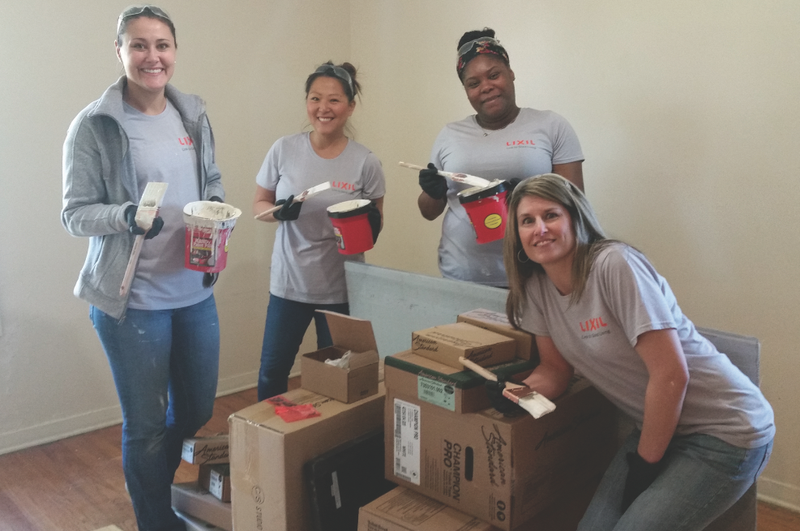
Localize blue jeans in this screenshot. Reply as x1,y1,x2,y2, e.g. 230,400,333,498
258,294,349,401
91,295,220,531
578,430,773,531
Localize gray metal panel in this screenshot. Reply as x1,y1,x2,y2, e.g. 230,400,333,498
345,262,507,357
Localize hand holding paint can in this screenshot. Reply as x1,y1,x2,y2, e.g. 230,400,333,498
457,180,510,244
327,199,374,255
183,201,242,273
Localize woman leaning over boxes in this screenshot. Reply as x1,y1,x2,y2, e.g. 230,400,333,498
503,174,774,531
253,61,385,401
61,6,226,530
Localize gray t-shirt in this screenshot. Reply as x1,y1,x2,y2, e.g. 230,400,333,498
431,108,583,286
123,101,208,310
521,243,774,449
256,133,386,304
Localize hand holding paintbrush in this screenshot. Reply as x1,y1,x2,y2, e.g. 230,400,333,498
459,357,556,419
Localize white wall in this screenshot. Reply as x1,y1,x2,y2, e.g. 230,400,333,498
0,0,349,451
351,0,800,511
0,0,798,513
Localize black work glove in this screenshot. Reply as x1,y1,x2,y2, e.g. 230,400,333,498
367,201,382,244
273,195,302,221
621,452,663,512
485,380,524,417
125,205,164,240
419,163,448,200
209,196,224,203
203,272,218,288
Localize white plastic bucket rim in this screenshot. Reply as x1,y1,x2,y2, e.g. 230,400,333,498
326,199,371,215
183,201,242,229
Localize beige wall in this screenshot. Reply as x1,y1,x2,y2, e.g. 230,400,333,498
0,0,798,512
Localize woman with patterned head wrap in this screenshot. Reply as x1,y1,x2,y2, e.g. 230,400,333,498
417,28,584,287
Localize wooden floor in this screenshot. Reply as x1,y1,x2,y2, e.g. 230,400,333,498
0,383,797,531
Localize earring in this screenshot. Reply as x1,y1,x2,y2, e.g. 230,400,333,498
517,249,530,263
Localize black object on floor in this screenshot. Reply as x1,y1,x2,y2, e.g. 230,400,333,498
305,428,396,531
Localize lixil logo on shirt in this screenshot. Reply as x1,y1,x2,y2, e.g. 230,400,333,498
506,140,536,148
331,181,356,191
179,136,195,151
580,317,608,333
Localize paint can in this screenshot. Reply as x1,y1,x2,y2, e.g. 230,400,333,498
457,180,509,244
183,201,242,272
327,199,373,255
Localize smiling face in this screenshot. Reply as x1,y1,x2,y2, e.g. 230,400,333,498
517,195,577,273
306,76,355,138
461,54,517,128
116,16,176,100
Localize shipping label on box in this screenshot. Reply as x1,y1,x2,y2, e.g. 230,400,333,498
457,308,538,361
182,435,229,465
392,398,421,485
412,322,516,369
385,377,617,531
385,350,536,414
199,463,231,502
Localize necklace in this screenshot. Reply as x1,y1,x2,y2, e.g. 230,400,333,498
476,108,521,137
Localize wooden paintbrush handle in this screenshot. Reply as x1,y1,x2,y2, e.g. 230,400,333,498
254,203,283,220
458,357,498,382
120,234,145,297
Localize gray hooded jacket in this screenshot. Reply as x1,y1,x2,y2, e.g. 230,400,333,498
62,77,225,319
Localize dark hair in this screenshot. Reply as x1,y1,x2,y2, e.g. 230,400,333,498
456,27,510,81
305,61,361,102
117,5,177,48
458,27,496,50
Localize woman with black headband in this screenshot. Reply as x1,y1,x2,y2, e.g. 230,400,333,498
61,5,226,530
253,61,385,401
418,28,584,287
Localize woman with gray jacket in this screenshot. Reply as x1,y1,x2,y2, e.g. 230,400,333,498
61,6,225,530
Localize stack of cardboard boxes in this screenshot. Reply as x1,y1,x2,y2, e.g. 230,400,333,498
172,435,232,531
378,309,618,531
228,312,388,531
222,308,617,531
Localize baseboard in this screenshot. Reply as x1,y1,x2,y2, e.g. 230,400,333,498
0,403,124,457
758,476,800,513
0,370,263,457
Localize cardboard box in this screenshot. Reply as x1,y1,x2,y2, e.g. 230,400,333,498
412,322,516,369
175,510,228,531
301,310,379,403
228,383,386,531
358,486,500,531
385,350,536,414
385,377,616,531
199,463,231,502
171,482,232,531
457,309,538,362
182,435,229,465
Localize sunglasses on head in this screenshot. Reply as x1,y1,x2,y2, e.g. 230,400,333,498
314,64,355,96
117,5,172,32
457,37,502,59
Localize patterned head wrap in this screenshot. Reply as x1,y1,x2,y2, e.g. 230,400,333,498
456,37,510,80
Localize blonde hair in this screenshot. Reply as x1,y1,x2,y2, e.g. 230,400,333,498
504,173,614,327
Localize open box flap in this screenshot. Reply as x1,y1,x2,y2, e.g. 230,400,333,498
317,310,378,355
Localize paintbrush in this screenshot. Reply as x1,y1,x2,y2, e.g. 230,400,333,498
458,356,556,419
398,161,493,189
254,181,333,220
120,182,169,297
